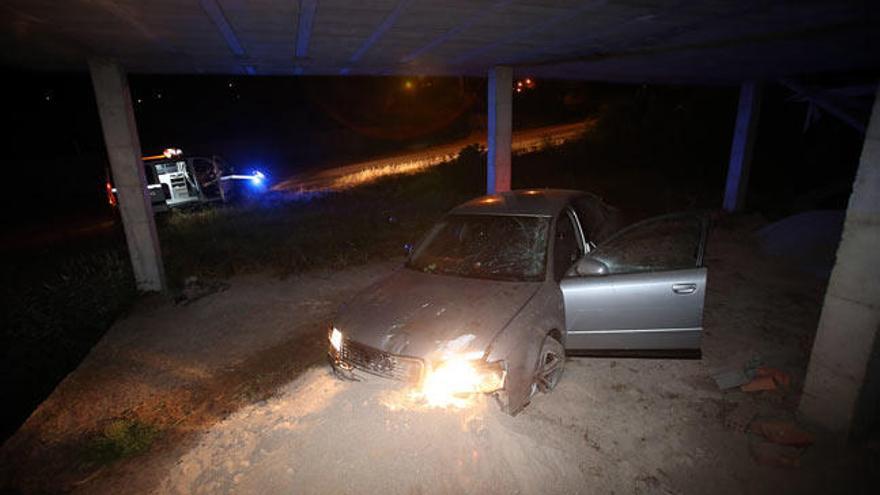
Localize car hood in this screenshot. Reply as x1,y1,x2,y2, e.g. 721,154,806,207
334,268,540,361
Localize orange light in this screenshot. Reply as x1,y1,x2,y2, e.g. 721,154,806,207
525,78,532,84
106,181,117,206
141,154,165,161
403,80,414,90
523,189,541,195
479,197,500,204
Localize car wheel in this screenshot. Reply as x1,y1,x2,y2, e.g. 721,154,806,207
531,335,565,396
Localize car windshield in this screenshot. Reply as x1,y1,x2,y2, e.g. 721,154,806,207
407,214,550,282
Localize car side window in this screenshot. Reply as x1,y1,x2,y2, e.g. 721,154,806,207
588,215,704,275
571,194,622,245
553,211,582,281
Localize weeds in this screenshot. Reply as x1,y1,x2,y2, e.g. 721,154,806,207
1,247,136,441
159,144,486,287
81,418,158,466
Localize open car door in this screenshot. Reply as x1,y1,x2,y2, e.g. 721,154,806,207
560,213,708,352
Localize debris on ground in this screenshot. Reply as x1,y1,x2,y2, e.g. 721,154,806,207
174,276,230,305
749,441,805,468
712,356,763,390
741,375,777,392
749,420,814,447
712,368,752,390
756,367,792,388
740,366,792,393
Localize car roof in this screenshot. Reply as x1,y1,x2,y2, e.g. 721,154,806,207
450,189,589,217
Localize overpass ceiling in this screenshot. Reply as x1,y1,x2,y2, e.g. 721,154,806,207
1,0,878,83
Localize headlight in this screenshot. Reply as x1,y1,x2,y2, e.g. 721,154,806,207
329,327,342,352
420,355,506,407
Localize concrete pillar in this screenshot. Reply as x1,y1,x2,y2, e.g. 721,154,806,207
487,66,512,194
722,81,762,212
89,58,166,292
799,86,880,436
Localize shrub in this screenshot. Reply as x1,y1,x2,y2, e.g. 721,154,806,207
81,418,158,465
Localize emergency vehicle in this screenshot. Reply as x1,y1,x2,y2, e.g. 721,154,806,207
107,148,266,212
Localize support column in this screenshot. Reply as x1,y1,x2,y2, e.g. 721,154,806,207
487,66,512,194
799,86,880,436
723,81,762,212
89,58,166,292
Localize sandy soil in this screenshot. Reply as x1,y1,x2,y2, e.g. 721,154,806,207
2,217,874,494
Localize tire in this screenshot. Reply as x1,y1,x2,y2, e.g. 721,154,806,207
531,334,565,397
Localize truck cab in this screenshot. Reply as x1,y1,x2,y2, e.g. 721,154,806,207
107,148,266,213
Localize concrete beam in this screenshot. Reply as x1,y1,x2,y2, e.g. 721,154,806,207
722,81,762,212
200,0,245,57
89,58,166,292
345,0,412,69
294,0,318,74
779,79,867,135
487,65,512,194
800,85,880,436
295,0,318,59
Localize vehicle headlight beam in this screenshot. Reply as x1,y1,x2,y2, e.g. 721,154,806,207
329,327,343,352
419,356,506,408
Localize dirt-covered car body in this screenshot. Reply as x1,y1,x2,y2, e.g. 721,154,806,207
331,189,708,414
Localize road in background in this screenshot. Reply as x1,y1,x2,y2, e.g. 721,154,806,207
272,122,588,193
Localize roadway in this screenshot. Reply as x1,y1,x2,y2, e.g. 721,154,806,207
271,121,588,193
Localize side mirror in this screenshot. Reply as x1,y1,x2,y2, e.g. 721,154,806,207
572,257,609,277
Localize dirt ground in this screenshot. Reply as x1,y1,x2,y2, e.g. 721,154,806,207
1,217,875,494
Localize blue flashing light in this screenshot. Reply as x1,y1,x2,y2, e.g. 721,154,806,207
250,170,267,187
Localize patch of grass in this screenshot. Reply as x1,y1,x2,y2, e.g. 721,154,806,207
2,246,137,441
158,144,486,287
81,418,158,466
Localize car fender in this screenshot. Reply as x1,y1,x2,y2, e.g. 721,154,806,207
486,282,565,414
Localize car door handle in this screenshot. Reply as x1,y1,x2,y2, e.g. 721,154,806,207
672,283,697,294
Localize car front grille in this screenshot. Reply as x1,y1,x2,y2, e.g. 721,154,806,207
336,338,423,383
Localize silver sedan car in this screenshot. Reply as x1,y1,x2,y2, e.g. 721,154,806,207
329,189,708,414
